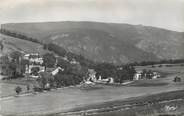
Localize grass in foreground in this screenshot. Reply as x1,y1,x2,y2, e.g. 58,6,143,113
54,89,184,116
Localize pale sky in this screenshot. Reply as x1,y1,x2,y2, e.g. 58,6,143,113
0,0,184,32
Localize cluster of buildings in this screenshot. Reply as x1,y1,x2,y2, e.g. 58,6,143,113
1,52,162,85
23,53,45,78
133,70,160,80
23,54,115,85
22,53,161,83
23,53,64,78
86,69,160,85
86,69,114,84
24,53,43,65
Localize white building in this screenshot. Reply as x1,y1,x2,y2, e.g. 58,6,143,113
51,67,64,76
133,70,160,80
96,76,114,84
25,65,45,74
24,53,43,65
134,71,142,80
24,53,44,78
152,72,160,79
87,69,97,82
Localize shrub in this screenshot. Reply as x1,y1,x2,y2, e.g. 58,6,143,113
43,53,56,68
15,86,22,95
33,87,43,92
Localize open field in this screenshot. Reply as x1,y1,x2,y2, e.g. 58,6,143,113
1,80,184,115
0,77,35,98
135,64,184,85
0,64,184,116
0,34,49,56
135,64,184,74
90,100,184,116
0,83,28,98
74,90,184,116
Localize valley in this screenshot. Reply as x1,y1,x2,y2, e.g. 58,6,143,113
0,21,184,116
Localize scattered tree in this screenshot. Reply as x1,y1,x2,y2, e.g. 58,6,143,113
15,86,22,95
31,67,40,76
10,51,22,63
0,41,3,51
27,85,30,91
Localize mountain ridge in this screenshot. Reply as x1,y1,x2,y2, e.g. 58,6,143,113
3,21,184,33
1,21,184,64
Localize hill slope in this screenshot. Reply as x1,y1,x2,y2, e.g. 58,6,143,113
1,21,184,64
0,34,48,56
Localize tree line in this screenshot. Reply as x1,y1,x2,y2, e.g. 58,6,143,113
0,28,42,44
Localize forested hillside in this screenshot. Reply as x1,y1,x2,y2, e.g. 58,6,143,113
1,21,184,64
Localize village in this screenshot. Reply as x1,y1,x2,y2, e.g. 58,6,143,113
0,51,163,94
